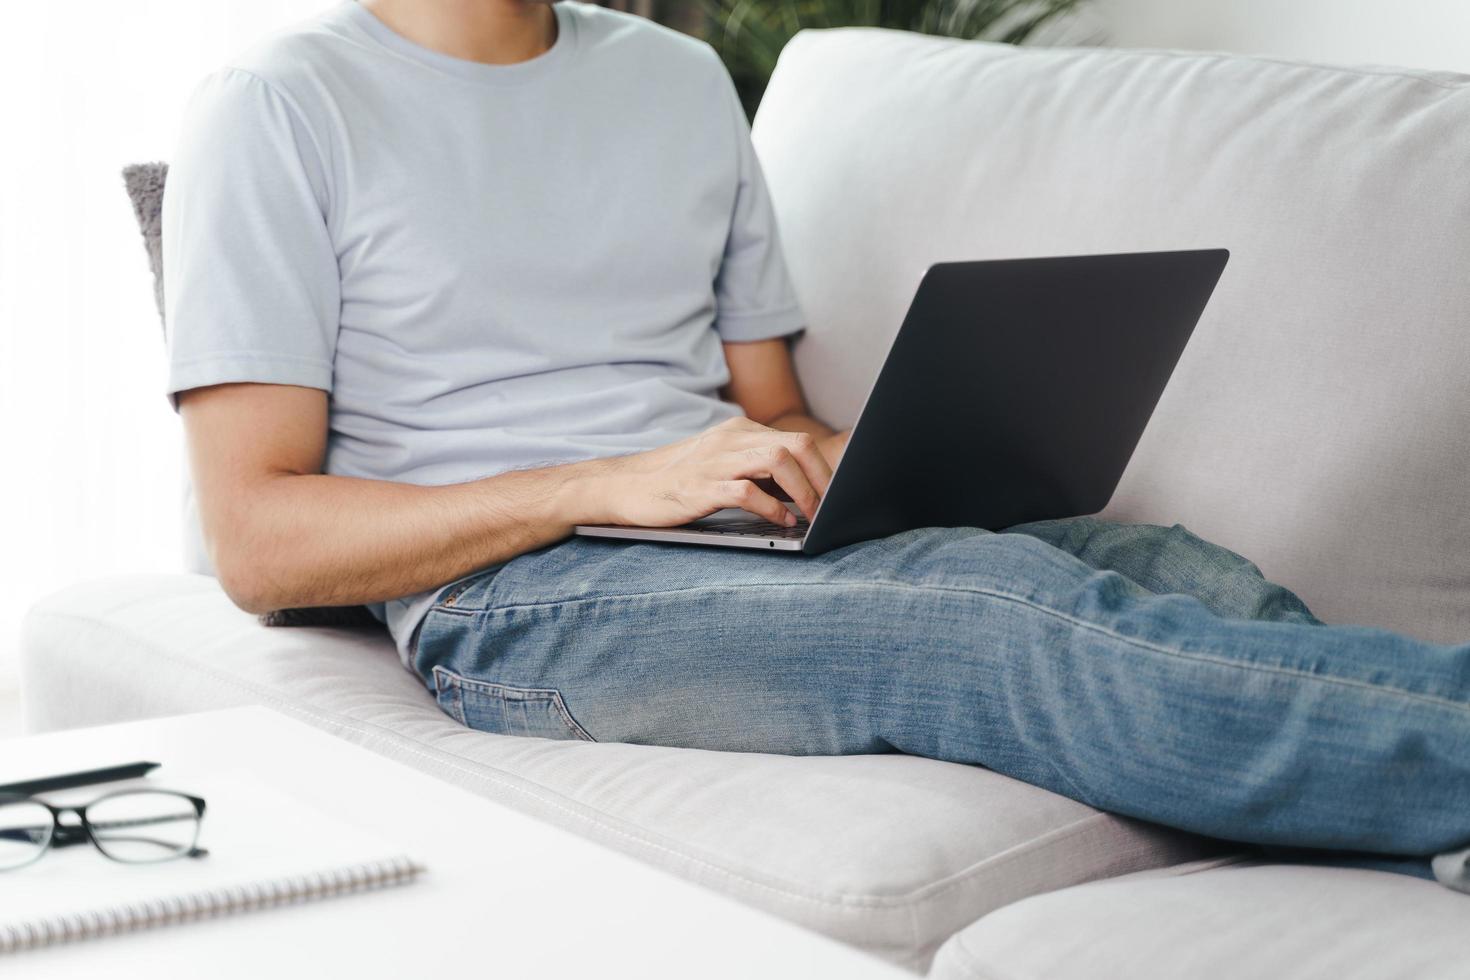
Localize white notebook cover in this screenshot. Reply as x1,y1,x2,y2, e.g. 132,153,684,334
0,774,423,953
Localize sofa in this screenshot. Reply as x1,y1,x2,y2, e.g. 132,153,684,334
22,27,1470,978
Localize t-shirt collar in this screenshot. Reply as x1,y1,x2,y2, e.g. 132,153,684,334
342,1,577,85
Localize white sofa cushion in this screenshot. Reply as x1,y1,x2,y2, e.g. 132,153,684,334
21,575,1221,970
757,30,1470,644
928,862,1470,979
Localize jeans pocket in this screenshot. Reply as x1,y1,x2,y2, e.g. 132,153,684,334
431,666,595,742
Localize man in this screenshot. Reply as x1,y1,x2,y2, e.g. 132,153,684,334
164,0,1469,887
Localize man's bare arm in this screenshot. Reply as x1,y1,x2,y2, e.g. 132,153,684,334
181,382,833,615
721,338,850,466
180,383,597,614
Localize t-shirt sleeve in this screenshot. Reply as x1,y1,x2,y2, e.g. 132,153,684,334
711,73,806,344
162,68,340,408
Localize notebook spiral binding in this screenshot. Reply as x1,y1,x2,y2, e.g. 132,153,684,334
0,855,423,954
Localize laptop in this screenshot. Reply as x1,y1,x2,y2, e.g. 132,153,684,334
576,249,1229,555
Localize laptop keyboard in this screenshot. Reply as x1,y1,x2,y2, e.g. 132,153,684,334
687,515,810,539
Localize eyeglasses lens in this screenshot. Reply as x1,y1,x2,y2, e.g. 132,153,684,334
86,791,201,864
0,794,54,870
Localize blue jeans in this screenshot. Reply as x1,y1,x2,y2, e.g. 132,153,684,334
412,519,1470,881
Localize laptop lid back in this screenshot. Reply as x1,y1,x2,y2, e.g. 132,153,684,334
802,249,1229,554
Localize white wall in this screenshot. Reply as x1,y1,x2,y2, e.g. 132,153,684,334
1099,0,1470,73
0,1,332,696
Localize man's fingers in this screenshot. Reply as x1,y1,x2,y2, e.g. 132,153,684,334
742,445,820,520
777,431,833,496
725,429,833,498
713,479,795,526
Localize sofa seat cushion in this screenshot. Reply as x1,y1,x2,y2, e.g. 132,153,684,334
22,575,1223,970
929,862,1469,979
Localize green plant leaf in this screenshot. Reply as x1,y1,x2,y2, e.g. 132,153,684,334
698,0,1088,117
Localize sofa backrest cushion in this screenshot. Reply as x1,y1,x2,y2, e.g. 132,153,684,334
122,162,170,335
754,30,1470,644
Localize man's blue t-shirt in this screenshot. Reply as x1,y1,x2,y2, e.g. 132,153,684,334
162,1,805,659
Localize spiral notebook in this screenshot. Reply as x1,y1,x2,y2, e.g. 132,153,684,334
0,776,424,954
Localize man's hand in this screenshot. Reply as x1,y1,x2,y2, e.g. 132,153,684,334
580,417,833,528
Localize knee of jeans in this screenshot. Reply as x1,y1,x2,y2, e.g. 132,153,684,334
1083,568,1149,616
1005,515,1101,548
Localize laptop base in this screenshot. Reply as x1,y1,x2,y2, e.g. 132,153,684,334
575,509,808,551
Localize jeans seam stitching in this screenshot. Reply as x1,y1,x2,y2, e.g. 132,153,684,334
973,589,1470,715
433,572,493,612
484,581,1470,715
430,666,468,725
427,605,476,618
548,691,597,743
432,667,595,742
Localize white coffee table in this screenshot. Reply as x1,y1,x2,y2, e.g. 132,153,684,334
2,707,907,979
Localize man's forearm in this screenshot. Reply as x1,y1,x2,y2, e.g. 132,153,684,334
213,461,601,614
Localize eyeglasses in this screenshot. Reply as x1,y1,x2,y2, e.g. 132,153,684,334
0,789,208,871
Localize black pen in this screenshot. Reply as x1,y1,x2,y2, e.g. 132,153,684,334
0,761,161,797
